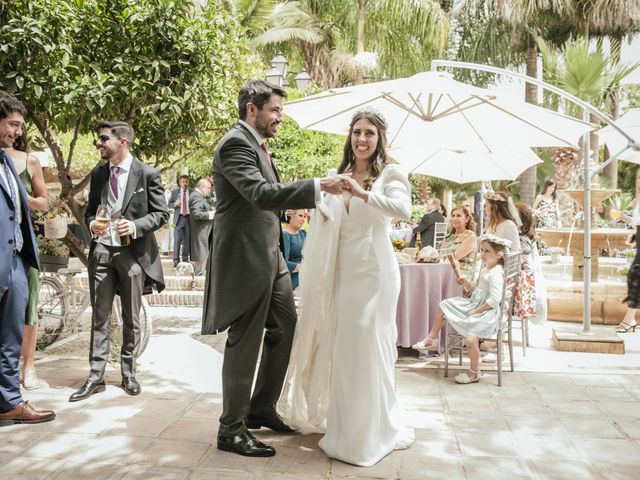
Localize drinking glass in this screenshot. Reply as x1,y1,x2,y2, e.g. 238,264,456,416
95,204,111,230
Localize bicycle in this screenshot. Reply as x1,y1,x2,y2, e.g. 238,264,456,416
37,268,152,358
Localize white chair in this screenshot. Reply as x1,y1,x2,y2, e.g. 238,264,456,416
433,222,448,249
444,252,521,386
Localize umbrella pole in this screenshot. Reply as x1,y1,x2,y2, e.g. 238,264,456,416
582,109,592,335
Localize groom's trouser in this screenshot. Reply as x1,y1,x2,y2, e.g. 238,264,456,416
218,255,297,436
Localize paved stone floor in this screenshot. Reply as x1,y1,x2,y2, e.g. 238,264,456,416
2,307,640,479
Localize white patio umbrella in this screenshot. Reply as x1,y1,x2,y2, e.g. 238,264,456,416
598,108,640,163
284,71,593,153
391,146,543,184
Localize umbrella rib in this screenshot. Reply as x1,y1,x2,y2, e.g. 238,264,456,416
476,96,581,146
300,94,387,129
408,92,427,118
445,94,492,151
382,93,424,118
430,97,485,120
389,108,413,147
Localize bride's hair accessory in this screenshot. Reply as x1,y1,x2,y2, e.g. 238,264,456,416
486,191,507,202
353,106,387,128
479,233,511,252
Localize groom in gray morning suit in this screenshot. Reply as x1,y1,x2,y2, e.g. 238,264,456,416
202,80,343,457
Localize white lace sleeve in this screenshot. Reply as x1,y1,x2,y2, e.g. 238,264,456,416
277,193,342,433
367,165,411,220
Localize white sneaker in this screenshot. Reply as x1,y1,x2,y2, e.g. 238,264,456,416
481,352,497,364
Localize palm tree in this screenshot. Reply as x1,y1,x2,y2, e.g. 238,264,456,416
539,38,639,220
241,0,449,88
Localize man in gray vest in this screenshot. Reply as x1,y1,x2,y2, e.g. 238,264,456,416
202,80,343,457
69,121,168,402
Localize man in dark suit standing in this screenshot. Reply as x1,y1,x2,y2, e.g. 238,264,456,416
189,178,215,275
69,121,168,402
410,197,445,248
202,80,343,457
169,175,194,267
0,91,55,426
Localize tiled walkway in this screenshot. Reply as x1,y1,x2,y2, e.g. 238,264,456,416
2,307,639,479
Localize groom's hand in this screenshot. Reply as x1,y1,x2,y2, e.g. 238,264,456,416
320,176,344,194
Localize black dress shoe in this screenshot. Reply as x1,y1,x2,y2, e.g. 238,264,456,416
246,413,297,433
217,431,275,457
121,377,141,396
69,380,106,402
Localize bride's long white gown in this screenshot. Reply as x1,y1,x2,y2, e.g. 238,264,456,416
280,165,414,467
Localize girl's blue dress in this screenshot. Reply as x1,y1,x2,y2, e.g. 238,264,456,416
440,265,504,338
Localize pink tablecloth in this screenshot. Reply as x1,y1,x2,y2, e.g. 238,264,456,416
395,263,463,348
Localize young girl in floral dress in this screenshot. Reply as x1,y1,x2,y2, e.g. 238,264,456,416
514,203,536,320
413,235,511,384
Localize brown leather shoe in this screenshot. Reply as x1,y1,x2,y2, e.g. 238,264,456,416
0,401,56,427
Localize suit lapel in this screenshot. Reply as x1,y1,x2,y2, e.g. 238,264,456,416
236,123,278,183
121,158,142,213
99,163,109,204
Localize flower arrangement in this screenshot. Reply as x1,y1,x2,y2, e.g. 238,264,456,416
618,266,630,277
622,248,636,258
391,239,408,251
37,237,69,257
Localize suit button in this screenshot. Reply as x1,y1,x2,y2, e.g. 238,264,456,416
8,239,13,244
9,216,14,221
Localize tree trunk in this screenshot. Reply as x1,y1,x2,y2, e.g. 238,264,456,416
300,41,338,89
518,43,538,206
354,0,366,85
604,34,622,189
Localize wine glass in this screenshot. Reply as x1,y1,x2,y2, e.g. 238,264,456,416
95,204,111,230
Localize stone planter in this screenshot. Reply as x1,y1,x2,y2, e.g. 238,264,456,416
40,254,69,273
44,216,69,239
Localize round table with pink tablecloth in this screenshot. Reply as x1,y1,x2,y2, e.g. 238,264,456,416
395,263,463,349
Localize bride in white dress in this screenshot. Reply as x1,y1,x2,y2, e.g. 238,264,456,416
279,108,414,467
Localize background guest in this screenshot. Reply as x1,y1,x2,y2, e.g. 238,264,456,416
439,205,477,280
282,209,308,290
514,203,537,321
5,131,48,390
618,167,640,333
484,191,521,253
189,178,215,276
410,197,444,248
533,178,562,228
169,174,193,267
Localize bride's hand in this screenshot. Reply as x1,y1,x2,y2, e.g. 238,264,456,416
340,174,368,201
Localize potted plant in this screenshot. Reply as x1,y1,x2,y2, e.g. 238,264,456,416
37,237,70,272
544,246,564,264
622,248,636,265
33,195,71,239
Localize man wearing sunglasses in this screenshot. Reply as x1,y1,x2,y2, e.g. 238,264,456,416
69,121,168,402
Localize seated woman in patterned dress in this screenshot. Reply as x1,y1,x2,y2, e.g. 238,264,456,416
438,205,477,280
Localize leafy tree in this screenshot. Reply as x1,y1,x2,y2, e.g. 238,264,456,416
0,0,257,261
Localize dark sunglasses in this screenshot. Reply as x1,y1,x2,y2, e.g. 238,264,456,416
96,134,113,144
